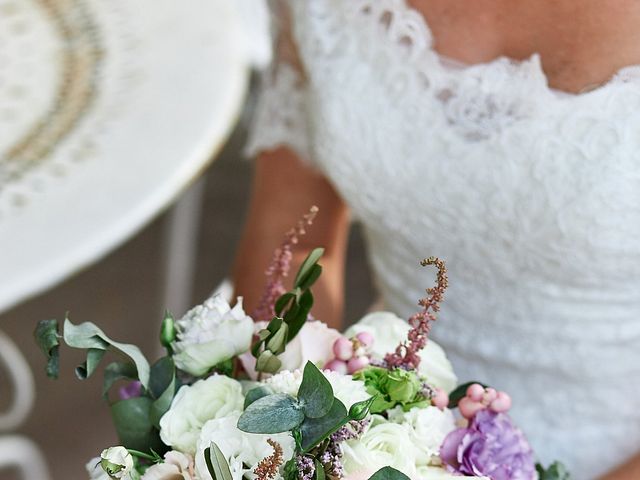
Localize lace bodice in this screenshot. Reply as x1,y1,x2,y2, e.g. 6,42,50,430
246,1,640,477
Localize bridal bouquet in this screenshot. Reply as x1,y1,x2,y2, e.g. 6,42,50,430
35,208,569,480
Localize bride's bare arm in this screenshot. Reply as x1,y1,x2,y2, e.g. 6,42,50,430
599,454,640,480
233,146,350,328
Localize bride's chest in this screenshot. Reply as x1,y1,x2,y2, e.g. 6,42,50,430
293,2,640,279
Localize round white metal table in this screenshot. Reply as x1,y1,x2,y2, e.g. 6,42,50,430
0,0,251,477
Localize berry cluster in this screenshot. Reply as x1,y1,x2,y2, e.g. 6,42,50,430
458,383,512,419
325,332,374,375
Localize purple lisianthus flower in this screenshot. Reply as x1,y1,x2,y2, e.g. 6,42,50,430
440,410,536,480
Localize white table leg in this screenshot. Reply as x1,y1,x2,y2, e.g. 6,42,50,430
0,331,51,479
0,435,51,480
163,177,207,317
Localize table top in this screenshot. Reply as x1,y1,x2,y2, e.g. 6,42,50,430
0,0,250,313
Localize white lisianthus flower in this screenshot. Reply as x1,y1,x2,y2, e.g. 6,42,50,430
194,413,295,480
342,466,487,480
172,294,254,376
265,368,369,409
141,451,195,480
342,416,419,478
345,312,458,393
91,446,133,479
159,375,245,455
240,321,342,379
387,406,456,465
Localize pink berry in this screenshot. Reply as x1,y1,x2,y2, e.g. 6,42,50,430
333,337,354,361
466,383,485,402
490,392,512,413
431,388,449,410
355,331,374,348
483,388,498,405
458,397,486,419
325,359,349,375
347,356,370,374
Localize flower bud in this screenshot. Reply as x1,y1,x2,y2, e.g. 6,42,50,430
160,311,177,349
348,396,376,421
99,446,133,479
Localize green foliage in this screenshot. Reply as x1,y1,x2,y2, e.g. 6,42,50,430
159,311,177,351
283,458,299,480
298,362,334,418
354,366,429,413
536,462,572,480
111,397,163,452
244,385,274,409
348,396,378,421
300,398,348,451
205,442,234,480
62,318,151,389
34,319,60,379
103,362,138,399
148,357,176,428
238,393,305,434
367,467,411,480
252,249,325,374
447,381,489,409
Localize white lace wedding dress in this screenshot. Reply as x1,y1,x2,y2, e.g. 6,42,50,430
246,1,640,478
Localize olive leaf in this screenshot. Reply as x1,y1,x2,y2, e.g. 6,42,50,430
205,442,233,480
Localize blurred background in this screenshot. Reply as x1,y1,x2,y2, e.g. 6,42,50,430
0,1,374,478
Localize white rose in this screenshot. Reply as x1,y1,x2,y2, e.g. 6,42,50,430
172,295,254,376
141,451,195,480
159,375,245,454
342,416,419,478
86,457,111,480
195,413,295,480
93,446,134,479
265,369,369,409
416,465,489,479
345,312,458,393
239,320,342,379
387,406,456,465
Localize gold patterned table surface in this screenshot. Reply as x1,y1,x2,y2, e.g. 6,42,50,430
0,0,249,311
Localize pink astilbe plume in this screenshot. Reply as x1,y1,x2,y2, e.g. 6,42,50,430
252,206,319,322
384,257,448,370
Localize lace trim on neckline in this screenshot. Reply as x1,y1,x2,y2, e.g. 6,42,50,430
375,0,640,98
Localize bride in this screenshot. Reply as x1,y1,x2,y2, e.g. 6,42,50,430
232,1,640,478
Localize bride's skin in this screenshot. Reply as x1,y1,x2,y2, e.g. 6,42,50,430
233,1,640,477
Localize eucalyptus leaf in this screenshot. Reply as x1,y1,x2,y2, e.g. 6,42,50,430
63,318,150,389
103,362,138,399
300,398,348,451
367,467,411,480
298,361,334,418
244,386,274,409
238,393,304,434
294,248,324,287
205,442,233,480
34,319,60,379
75,348,106,380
